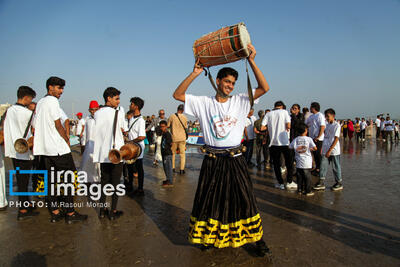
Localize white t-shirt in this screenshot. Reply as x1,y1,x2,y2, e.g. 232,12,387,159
245,115,257,140
305,112,326,141
394,125,399,133
60,108,68,128
77,118,85,135
384,120,394,131
127,116,146,159
289,136,316,169
322,121,341,156
261,109,291,147
375,119,381,128
184,93,251,147
3,105,34,160
380,121,385,130
360,121,367,130
93,106,127,163
84,115,96,144
33,95,71,156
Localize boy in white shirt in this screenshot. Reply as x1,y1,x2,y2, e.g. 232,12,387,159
305,102,326,176
3,86,40,220
360,118,367,141
126,97,146,196
289,123,317,196
76,112,86,154
34,77,88,224
93,87,127,220
261,101,296,190
314,108,343,191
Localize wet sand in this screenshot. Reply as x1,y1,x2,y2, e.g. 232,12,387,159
0,138,399,266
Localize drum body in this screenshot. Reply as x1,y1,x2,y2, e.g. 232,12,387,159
108,142,142,164
193,22,251,68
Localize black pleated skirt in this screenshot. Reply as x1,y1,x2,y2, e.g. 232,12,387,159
188,154,263,248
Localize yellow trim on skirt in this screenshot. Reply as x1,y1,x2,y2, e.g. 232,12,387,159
188,213,263,248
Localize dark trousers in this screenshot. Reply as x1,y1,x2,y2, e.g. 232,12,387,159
312,140,323,170
32,156,41,192
43,153,76,213
382,130,386,140
244,139,254,164
12,158,33,210
270,146,293,184
395,132,399,141
255,141,269,166
127,159,144,190
376,127,381,139
361,129,366,139
296,168,312,193
100,162,123,211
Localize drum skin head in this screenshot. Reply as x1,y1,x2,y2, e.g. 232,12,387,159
238,23,251,57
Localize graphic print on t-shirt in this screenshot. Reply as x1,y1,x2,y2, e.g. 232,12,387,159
209,115,238,140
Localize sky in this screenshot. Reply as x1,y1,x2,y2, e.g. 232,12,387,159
0,0,399,119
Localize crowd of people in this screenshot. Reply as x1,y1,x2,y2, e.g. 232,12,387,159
0,43,396,257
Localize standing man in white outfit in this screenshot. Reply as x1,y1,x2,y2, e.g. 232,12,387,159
76,112,86,154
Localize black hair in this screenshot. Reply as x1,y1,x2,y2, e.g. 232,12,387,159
324,108,336,116
17,86,36,99
303,107,309,113
258,110,264,118
217,67,238,80
103,87,121,103
159,120,168,126
46,76,65,91
265,109,271,112
292,104,300,110
177,104,184,111
274,101,285,108
127,110,134,116
130,97,144,111
298,123,308,135
310,102,320,112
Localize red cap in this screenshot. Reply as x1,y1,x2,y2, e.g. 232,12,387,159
89,100,99,109
76,112,83,117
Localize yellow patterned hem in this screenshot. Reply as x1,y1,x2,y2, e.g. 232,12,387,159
188,213,263,248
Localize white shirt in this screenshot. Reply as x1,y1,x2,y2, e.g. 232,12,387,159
60,108,68,128
261,109,291,147
322,121,341,156
3,104,34,160
289,136,316,169
375,119,381,128
77,118,86,136
127,116,146,159
360,121,367,130
33,95,71,156
384,120,394,131
245,115,257,140
84,115,96,144
305,112,326,141
394,125,399,133
184,93,251,147
93,106,127,163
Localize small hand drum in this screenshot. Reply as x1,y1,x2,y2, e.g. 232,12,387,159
108,142,142,164
193,22,251,68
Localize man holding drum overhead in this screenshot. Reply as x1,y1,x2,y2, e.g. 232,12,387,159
173,43,271,256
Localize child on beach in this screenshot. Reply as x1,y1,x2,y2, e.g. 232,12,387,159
153,126,163,166
314,108,343,191
159,120,174,187
289,123,317,196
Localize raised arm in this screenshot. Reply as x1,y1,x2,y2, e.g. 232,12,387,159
55,119,69,145
247,44,270,100
173,61,204,102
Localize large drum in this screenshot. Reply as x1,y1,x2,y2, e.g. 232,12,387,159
193,22,251,68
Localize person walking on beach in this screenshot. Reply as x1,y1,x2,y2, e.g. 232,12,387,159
160,120,174,187
347,119,354,140
305,102,326,176
289,123,317,196
168,104,188,174
76,112,85,154
384,116,394,144
254,110,270,169
342,120,348,140
360,118,367,141
261,101,296,190
380,117,386,141
244,108,257,167
375,116,381,139
314,108,343,191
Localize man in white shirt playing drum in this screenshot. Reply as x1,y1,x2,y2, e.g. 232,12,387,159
93,87,127,220
33,76,88,224
3,86,40,220
173,44,271,256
